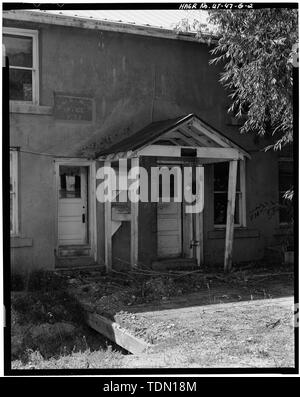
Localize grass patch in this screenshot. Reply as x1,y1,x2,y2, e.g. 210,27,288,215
11,270,126,365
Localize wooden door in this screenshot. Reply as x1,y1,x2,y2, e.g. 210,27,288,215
58,166,88,246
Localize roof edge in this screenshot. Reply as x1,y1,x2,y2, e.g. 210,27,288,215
3,10,216,44
191,115,251,159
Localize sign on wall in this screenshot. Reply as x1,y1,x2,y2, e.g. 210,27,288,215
54,93,94,121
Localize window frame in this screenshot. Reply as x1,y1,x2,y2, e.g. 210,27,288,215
3,27,39,105
10,148,19,236
213,160,247,228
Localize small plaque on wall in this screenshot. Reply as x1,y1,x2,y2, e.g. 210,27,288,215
112,202,131,221
54,94,94,121
112,202,131,214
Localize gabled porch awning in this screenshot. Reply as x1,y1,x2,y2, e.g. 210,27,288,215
98,114,250,274
96,113,250,162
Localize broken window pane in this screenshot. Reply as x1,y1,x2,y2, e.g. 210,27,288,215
59,166,81,198
3,34,33,67
9,69,32,101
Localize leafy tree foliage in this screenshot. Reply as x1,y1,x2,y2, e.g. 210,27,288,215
207,8,297,152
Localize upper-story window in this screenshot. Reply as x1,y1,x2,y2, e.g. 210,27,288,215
213,161,246,227
3,27,39,104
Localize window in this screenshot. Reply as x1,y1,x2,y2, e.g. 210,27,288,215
3,27,39,104
213,161,246,227
59,166,82,199
10,149,18,235
278,160,293,225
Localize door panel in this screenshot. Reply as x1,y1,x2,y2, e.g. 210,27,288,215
157,202,182,257
58,166,88,246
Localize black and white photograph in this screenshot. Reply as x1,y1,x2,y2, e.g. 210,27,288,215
2,1,298,376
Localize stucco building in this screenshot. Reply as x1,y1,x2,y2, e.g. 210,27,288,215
4,10,293,273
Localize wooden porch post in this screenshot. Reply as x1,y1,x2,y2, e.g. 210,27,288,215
183,166,193,258
195,166,204,266
104,160,112,272
224,160,238,272
130,157,139,268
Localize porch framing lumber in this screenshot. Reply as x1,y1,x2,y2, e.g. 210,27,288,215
195,166,204,266
192,118,231,148
130,157,139,267
224,160,238,272
136,145,244,160
240,159,247,227
183,125,217,147
86,312,152,355
104,160,112,272
183,166,194,258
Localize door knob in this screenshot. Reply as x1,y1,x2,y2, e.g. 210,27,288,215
82,214,85,223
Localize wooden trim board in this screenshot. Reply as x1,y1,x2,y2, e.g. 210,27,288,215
86,312,152,355
104,160,112,272
224,160,238,272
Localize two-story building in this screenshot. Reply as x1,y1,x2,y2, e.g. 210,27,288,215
4,9,293,274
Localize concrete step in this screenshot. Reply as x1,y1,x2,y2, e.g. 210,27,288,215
55,256,98,269
58,245,91,257
152,258,198,271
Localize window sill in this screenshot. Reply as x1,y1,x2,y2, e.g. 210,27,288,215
208,228,260,240
10,102,53,115
11,236,33,248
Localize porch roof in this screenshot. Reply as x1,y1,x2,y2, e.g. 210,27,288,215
96,113,251,161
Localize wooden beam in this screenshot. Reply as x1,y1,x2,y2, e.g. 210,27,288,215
86,312,152,355
137,145,243,160
193,118,231,148
104,160,112,272
130,157,139,268
196,147,243,160
176,131,197,146
111,220,122,235
195,166,204,266
193,117,251,158
98,150,133,162
224,160,238,272
240,159,247,227
183,125,217,147
168,138,181,146
183,166,193,258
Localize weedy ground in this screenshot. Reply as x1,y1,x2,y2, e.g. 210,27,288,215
11,263,294,369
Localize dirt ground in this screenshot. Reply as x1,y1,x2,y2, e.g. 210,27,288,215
11,264,295,369
66,265,295,368
120,296,295,368
12,296,295,369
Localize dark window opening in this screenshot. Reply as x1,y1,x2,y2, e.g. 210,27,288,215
278,161,293,224
213,162,241,226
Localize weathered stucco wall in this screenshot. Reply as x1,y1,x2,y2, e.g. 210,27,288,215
6,18,287,271
10,151,56,272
